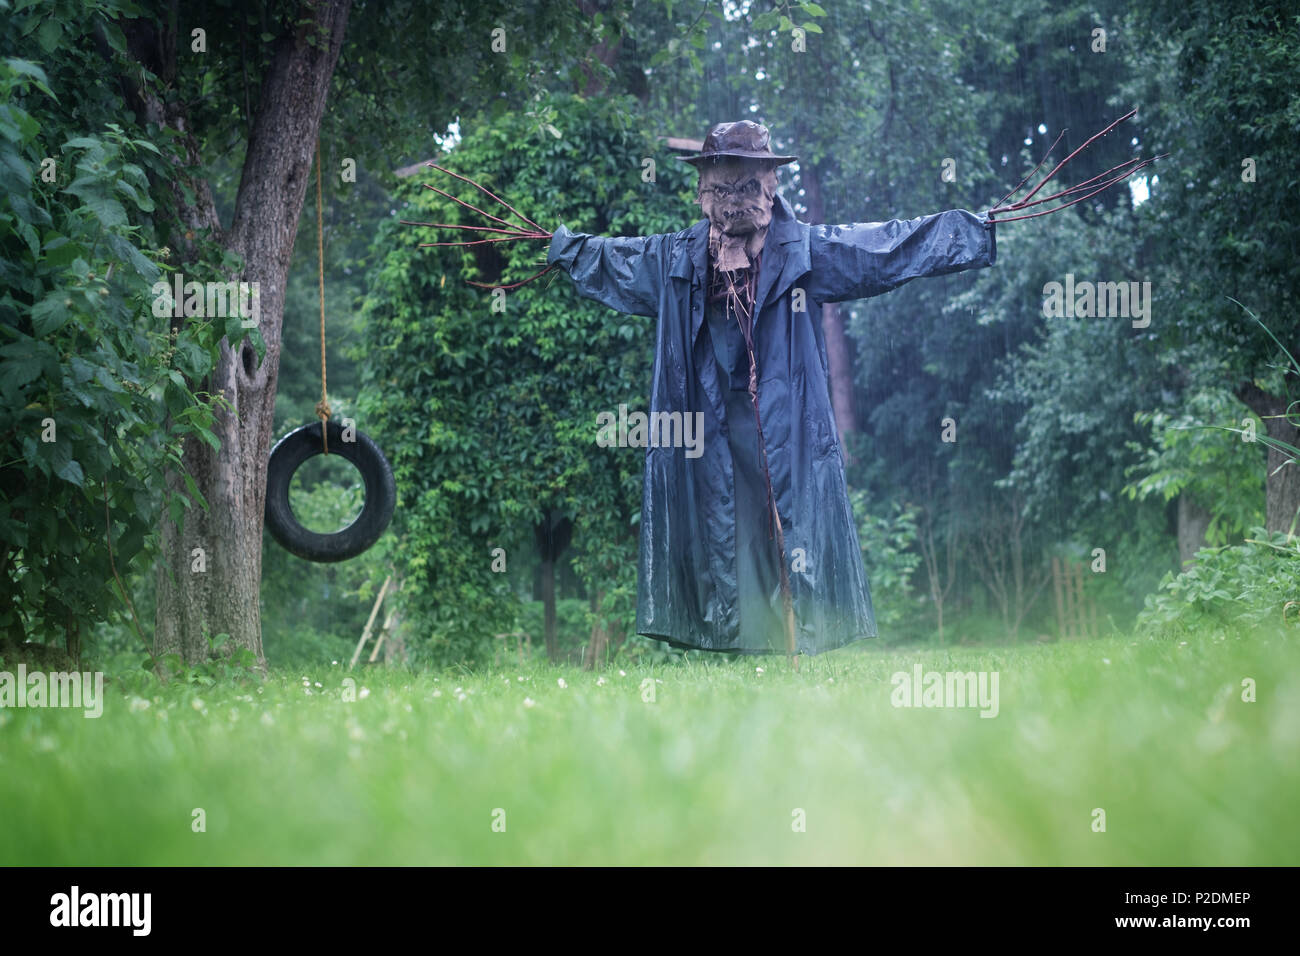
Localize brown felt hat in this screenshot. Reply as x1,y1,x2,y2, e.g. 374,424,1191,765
680,120,797,166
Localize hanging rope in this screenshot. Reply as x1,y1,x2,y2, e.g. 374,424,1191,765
315,137,331,454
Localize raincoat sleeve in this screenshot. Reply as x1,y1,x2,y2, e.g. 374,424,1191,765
546,224,668,317
805,209,996,304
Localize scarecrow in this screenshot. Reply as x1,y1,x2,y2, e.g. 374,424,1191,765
410,114,1156,661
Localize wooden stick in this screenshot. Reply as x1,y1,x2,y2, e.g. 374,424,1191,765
1014,109,1136,207
988,157,1160,222
995,127,1067,209
400,220,544,236
994,157,1145,213
426,163,547,233
349,575,391,670
420,183,520,230
368,605,397,664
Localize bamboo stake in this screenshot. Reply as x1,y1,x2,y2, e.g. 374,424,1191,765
349,575,391,670
368,605,397,664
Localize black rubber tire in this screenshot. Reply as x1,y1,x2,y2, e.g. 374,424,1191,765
264,420,396,563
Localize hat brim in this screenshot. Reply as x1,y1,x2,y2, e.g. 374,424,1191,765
680,150,797,166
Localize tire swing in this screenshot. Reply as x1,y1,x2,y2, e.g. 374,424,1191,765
265,140,395,563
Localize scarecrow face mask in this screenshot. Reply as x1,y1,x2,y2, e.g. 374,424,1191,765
697,159,779,237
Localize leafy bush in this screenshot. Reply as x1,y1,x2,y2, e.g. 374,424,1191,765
1123,387,1266,546
1136,528,1299,637
515,598,590,660
358,92,695,666
0,44,226,653
1133,304,1300,638
850,491,922,634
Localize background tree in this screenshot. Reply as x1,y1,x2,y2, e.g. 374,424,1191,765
359,92,695,665
1124,0,1300,534
102,0,597,667
0,4,223,661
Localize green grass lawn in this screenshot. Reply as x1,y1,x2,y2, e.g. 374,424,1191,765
1,627,1296,865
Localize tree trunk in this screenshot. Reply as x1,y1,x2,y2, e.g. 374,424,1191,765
797,162,858,456
576,0,624,97
129,2,353,667
534,512,572,663
582,588,606,670
1236,382,1300,535
1176,493,1212,566
917,493,959,645
540,556,557,662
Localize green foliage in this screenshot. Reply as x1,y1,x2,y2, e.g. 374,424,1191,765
1132,303,1298,637
0,20,227,649
1136,528,1299,637
359,92,694,665
515,598,590,660
153,631,260,686
850,491,921,633
1123,1,1300,390
1123,388,1266,546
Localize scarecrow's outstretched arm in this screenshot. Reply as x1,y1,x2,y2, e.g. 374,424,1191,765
805,209,996,304
544,225,668,318
405,163,673,308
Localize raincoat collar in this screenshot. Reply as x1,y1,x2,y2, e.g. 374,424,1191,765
681,192,809,344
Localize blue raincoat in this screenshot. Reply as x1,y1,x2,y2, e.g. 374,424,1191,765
547,193,996,654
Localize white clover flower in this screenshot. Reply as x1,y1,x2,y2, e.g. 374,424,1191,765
523,697,536,708
618,670,626,676
596,677,607,686
358,687,371,700
756,667,765,674
557,678,568,689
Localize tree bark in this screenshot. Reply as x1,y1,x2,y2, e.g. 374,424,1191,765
540,556,557,662
797,162,858,456
576,0,624,97
130,1,353,667
1176,493,1212,566
1235,382,1300,535
582,588,606,670
534,512,572,662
